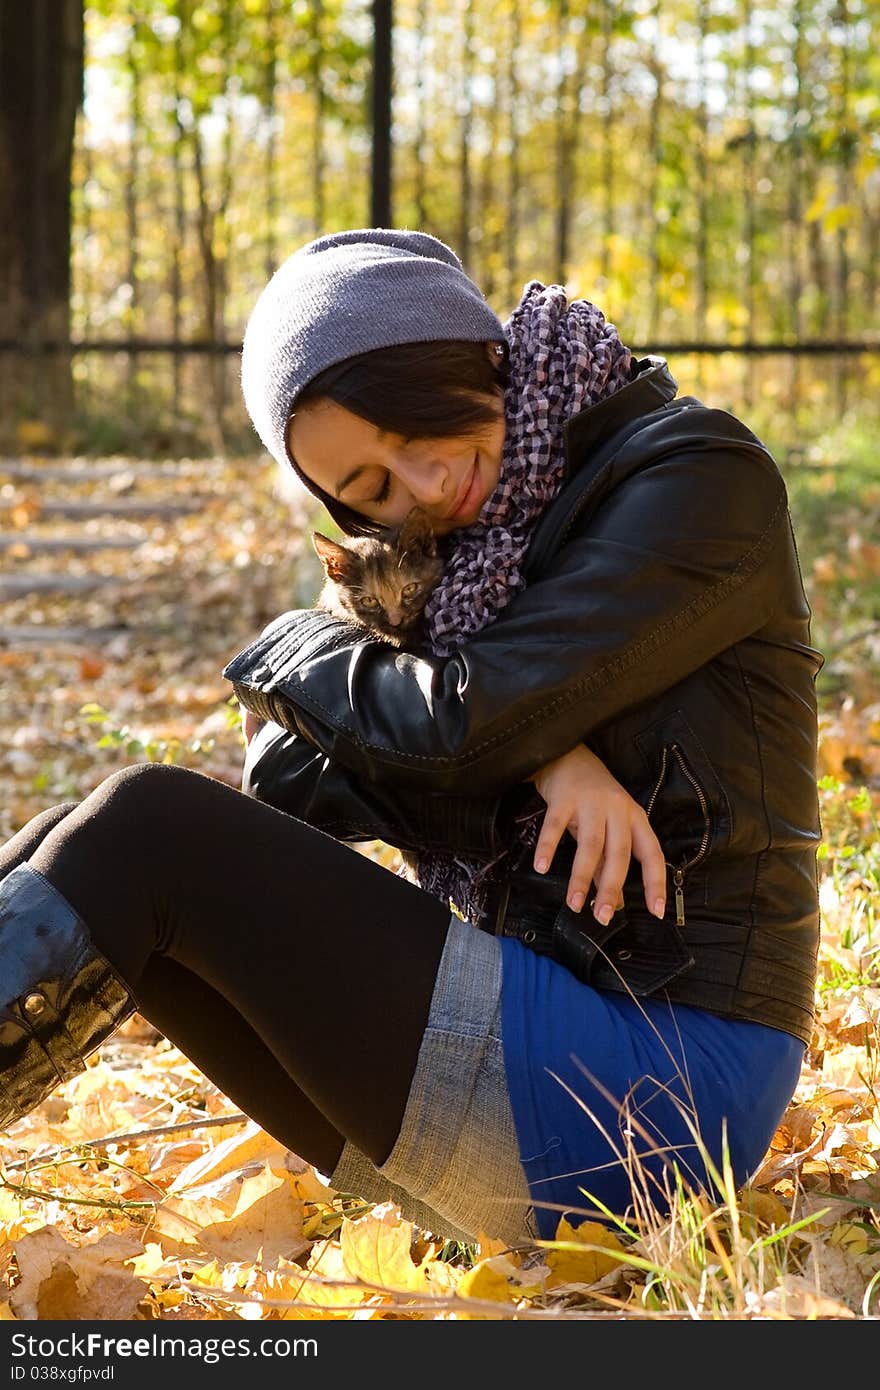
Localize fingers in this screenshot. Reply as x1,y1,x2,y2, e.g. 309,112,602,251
563,827,605,913
592,855,625,912
534,802,669,925
631,814,668,918
532,810,570,877
589,827,632,925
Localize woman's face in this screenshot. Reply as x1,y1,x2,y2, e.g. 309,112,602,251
286,349,506,535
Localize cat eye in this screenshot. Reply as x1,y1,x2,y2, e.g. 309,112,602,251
402,582,421,598
360,595,380,609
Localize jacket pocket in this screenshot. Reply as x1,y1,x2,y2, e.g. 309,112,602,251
551,903,694,995
634,709,731,927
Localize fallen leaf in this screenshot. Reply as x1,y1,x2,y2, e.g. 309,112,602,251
167,1118,291,1196
10,1229,146,1321
340,1202,430,1294
198,1161,309,1265
748,1274,857,1319
288,1241,369,1314
455,1256,519,1315
542,1217,629,1289
739,1190,791,1230
79,654,106,681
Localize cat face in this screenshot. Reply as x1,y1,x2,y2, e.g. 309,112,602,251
312,506,444,646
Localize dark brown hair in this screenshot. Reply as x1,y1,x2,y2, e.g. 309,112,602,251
285,338,511,537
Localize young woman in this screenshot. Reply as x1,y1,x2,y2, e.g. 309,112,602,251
0,228,823,1247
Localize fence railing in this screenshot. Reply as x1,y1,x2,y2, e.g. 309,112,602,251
4,0,879,451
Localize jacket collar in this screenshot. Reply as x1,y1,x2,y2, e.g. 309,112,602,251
561,356,678,478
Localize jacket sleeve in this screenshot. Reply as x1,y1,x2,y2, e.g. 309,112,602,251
241,718,513,856
222,419,791,795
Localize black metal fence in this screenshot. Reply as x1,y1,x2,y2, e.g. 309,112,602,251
17,0,880,451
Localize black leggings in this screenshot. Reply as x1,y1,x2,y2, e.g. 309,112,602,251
0,764,452,1174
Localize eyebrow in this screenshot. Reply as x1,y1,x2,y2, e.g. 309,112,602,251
334,431,393,499
335,465,369,499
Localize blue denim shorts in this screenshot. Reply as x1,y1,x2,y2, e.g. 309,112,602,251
328,914,537,1248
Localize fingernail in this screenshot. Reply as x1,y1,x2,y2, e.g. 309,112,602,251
595,903,613,925
535,857,548,874
569,891,585,912
652,898,666,918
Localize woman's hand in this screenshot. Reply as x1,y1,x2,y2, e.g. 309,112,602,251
529,744,667,924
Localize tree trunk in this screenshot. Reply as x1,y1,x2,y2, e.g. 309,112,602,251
0,0,83,449
370,0,392,227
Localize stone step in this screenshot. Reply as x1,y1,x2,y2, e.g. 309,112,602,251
0,625,139,646
0,461,223,483
0,499,203,520
0,573,112,597
0,533,143,553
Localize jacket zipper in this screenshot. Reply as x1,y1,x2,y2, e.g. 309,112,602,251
645,742,711,927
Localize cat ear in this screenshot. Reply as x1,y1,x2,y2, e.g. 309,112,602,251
312,531,353,582
396,506,437,558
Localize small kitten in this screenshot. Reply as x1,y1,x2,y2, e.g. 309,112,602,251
312,507,443,883
311,506,444,649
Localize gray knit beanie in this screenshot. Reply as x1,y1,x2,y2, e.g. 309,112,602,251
241,227,507,469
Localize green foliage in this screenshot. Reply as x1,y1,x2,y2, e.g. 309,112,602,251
778,412,880,706
72,0,880,364
79,700,225,765
816,774,880,990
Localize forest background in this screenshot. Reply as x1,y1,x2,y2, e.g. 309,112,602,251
0,0,879,1323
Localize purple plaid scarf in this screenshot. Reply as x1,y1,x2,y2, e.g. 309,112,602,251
413,280,634,924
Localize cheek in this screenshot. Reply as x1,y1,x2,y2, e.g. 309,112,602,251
480,424,505,482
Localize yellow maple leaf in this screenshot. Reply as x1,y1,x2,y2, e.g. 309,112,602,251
829,1220,870,1258
126,1242,179,1281
739,1190,790,1230
285,1241,369,1315
198,1161,309,1266
543,1217,629,1289
153,1288,189,1312
167,1119,290,1195
453,1252,546,1318
0,1186,46,1242
456,1257,518,1314
474,1229,510,1259
340,1202,431,1294
187,1258,226,1288
10,1229,147,1321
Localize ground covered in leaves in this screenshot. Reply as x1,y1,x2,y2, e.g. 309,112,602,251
0,448,878,1320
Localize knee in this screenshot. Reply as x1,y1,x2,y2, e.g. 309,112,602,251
87,762,204,826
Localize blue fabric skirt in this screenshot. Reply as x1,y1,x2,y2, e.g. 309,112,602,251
499,934,805,1240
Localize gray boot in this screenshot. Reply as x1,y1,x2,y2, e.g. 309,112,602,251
0,863,137,1130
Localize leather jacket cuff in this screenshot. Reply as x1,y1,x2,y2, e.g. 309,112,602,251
244,721,505,857
223,609,360,734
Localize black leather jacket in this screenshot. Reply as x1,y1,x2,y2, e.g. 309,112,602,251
223,357,824,1046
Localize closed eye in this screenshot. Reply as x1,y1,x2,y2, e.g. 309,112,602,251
370,439,415,506
371,473,391,505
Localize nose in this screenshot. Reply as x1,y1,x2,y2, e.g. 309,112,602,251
394,450,449,509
